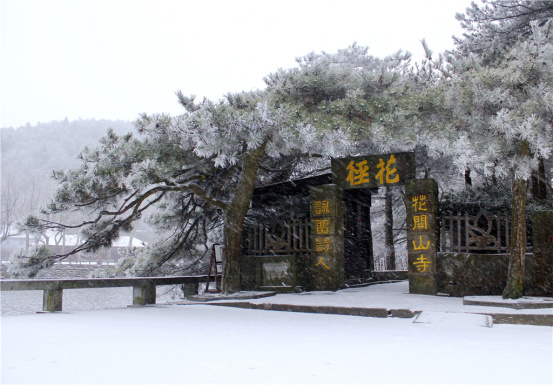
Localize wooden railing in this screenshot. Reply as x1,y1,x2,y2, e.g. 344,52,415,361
0,275,214,312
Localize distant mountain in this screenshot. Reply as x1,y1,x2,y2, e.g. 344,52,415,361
1,118,135,180
0,118,157,245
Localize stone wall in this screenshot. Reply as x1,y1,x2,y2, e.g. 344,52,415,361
436,211,553,297
437,253,553,297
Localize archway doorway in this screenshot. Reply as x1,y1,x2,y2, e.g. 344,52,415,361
343,189,374,279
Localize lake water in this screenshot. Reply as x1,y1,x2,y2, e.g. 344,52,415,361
0,285,186,315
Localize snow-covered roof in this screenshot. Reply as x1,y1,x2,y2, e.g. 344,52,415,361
111,236,147,248
4,230,146,248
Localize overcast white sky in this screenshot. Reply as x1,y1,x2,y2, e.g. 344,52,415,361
1,0,475,128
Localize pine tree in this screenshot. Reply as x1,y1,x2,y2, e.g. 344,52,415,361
264,44,438,272
455,0,553,65
12,92,352,293
429,2,553,299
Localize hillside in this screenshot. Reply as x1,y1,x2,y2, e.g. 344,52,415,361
1,118,134,180
0,118,136,240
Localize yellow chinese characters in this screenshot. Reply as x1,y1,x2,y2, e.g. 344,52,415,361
346,160,370,186
411,195,428,211
412,235,430,251
413,255,431,273
375,154,400,184
412,215,428,230
315,200,331,215
346,155,401,187
315,257,331,270
315,237,331,252
315,219,330,235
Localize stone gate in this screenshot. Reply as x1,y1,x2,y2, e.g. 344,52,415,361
242,152,553,297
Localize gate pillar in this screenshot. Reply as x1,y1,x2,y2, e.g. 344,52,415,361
405,179,439,295
309,184,345,291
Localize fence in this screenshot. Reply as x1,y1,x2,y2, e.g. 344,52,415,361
244,209,517,268
373,259,387,271
244,218,310,256
440,210,511,254
0,275,211,312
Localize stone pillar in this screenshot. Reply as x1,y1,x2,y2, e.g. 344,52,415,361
180,282,199,298
133,283,156,305
310,184,345,291
405,179,439,295
43,289,63,312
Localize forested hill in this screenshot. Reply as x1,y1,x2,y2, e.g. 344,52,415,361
1,118,134,180
1,118,135,230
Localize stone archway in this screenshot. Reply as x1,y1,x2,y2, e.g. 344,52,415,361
308,152,440,294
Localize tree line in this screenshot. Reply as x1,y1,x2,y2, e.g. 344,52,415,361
1,118,134,242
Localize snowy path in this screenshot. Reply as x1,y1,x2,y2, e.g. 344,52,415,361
2,303,552,384
239,281,553,315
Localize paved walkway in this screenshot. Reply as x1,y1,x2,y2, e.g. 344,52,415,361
175,281,553,326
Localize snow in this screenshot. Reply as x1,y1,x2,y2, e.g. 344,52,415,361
1,282,552,384
3,229,146,248
413,311,493,327
464,295,553,308
110,236,146,248
237,281,553,316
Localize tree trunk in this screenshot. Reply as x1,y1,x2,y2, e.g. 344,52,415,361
464,168,472,189
503,141,529,299
384,186,396,270
531,158,547,200
222,144,266,294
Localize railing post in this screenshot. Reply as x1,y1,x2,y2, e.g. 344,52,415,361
43,289,63,312
133,283,156,306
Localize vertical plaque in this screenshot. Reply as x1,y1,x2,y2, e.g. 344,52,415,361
310,184,345,291
405,179,439,295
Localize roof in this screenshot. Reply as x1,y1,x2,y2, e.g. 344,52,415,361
253,173,332,197
4,231,146,248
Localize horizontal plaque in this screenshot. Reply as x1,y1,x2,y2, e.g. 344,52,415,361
331,152,415,189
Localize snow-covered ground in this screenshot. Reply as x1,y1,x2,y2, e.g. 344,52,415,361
1,282,552,384
238,280,553,315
